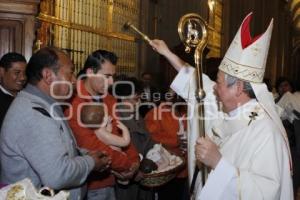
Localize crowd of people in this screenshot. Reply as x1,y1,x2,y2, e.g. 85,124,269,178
0,48,189,200
0,12,299,200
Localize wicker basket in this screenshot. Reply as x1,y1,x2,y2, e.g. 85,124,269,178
140,158,185,188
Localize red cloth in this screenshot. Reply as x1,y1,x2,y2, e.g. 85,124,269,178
145,103,187,178
65,80,139,189
241,13,262,49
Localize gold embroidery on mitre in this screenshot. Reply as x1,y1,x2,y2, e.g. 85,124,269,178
219,58,264,83
250,44,261,57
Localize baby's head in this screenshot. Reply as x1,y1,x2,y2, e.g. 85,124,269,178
80,104,106,128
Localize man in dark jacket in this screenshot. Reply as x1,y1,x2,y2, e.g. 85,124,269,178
0,52,27,129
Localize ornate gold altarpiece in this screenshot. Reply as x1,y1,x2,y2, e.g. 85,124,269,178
207,0,222,58
37,0,140,74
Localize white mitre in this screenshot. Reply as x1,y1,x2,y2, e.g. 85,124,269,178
220,12,292,169
219,12,272,83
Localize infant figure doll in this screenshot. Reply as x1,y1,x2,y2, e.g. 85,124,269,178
80,104,130,150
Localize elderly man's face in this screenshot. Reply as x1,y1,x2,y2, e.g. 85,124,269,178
213,71,237,113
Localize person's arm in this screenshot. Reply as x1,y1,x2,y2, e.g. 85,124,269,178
94,120,130,148
66,98,135,172
149,39,217,104
17,116,94,190
149,39,212,104
149,39,186,72
103,95,140,175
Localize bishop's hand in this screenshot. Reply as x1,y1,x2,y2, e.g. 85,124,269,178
149,39,171,57
195,136,221,169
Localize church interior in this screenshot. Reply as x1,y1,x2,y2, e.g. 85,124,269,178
0,0,299,87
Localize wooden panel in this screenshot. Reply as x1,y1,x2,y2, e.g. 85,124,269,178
0,1,40,61
0,28,11,57
0,19,23,58
0,2,39,15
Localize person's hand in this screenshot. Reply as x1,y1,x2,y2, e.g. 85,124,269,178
105,117,113,132
88,151,111,172
124,162,140,180
195,137,221,169
149,39,171,56
116,120,128,132
134,170,145,182
111,170,134,181
111,170,128,181
112,162,140,181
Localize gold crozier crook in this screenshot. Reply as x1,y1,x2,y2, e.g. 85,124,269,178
178,13,208,198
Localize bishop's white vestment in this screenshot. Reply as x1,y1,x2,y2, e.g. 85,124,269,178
171,66,293,200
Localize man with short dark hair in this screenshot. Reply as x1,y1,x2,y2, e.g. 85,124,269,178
0,52,27,129
0,47,110,200
66,49,139,200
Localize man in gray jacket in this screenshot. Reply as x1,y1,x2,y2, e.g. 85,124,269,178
0,47,110,200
